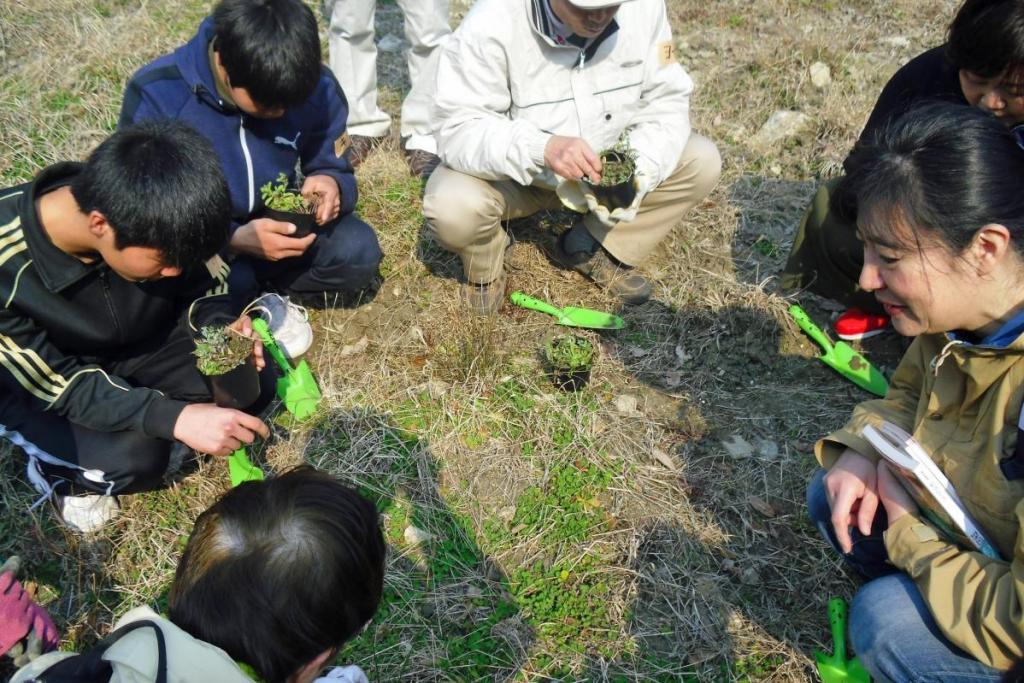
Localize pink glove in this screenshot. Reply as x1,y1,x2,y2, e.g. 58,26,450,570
0,569,58,657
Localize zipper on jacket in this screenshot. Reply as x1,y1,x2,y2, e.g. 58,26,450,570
238,116,255,214
99,270,123,344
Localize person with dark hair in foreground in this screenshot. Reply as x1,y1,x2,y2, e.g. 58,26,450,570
120,0,384,359
10,467,386,683
782,0,1024,341
0,120,269,533
806,103,1024,681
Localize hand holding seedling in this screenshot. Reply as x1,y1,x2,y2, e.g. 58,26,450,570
876,461,917,524
301,174,340,225
824,449,880,553
173,403,269,457
231,217,317,261
545,135,602,182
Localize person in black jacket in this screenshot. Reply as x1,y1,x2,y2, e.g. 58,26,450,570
0,120,270,533
781,0,1024,340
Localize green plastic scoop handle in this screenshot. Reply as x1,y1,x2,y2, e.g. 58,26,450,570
815,598,872,683
251,317,293,374
509,291,624,329
789,304,835,354
228,447,264,486
828,597,848,662
251,316,321,421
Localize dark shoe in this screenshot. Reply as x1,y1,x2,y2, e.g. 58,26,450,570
555,225,652,304
460,272,506,316
404,147,441,179
344,135,387,168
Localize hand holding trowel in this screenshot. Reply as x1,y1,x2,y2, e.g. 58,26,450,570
509,291,624,329
789,304,888,397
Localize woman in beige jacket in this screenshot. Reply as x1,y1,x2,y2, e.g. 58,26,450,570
807,102,1024,681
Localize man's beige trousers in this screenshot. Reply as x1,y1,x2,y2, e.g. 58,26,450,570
422,134,721,285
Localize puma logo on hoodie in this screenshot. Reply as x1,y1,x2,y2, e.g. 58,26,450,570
274,132,301,150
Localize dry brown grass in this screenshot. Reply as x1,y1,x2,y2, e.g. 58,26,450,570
0,0,954,680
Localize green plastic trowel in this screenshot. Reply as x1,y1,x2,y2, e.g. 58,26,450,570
225,318,322,487
789,305,888,397
815,598,871,683
252,317,321,420
510,291,624,330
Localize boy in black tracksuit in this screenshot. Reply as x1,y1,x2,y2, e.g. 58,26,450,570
0,120,270,531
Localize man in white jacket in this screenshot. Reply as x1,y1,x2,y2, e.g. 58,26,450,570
423,0,721,313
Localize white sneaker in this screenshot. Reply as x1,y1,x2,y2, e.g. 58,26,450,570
252,293,313,359
56,494,120,534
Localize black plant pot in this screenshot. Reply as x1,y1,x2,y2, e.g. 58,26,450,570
550,367,591,392
204,355,261,409
261,206,316,238
583,151,637,211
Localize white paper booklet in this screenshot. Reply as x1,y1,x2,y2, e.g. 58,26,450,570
862,421,1002,560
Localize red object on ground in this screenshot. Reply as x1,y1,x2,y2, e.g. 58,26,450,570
835,308,890,340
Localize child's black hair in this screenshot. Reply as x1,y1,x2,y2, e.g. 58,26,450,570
846,101,1024,256
948,0,1024,83
168,466,386,683
69,120,230,269
212,0,321,110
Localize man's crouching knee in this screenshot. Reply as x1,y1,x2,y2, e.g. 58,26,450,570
423,166,506,251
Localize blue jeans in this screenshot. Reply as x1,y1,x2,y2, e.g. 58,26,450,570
807,469,1002,682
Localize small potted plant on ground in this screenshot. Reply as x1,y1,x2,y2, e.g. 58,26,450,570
583,137,638,211
259,172,320,237
544,333,596,391
194,324,260,409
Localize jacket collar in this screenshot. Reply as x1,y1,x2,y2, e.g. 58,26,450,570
526,0,619,63
174,17,236,113
22,163,103,293
979,308,1024,348
945,309,1024,350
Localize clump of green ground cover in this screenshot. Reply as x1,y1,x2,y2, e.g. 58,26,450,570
544,334,595,371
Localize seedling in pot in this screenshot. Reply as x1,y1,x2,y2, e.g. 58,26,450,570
259,172,321,237
584,136,638,210
194,324,253,375
193,324,264,484
193,324,260,409
544,334,596,391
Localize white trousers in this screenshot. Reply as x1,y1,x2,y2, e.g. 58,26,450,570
325,0,451,152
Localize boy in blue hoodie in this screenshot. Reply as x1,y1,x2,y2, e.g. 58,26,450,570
119,0,383,311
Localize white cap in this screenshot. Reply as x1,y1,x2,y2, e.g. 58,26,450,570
566,0,635,8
